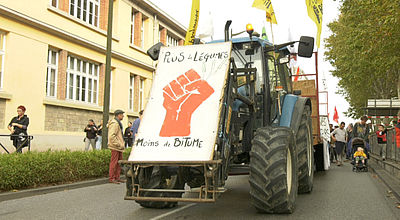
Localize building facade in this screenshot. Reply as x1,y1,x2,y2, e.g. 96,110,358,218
0,0,186,152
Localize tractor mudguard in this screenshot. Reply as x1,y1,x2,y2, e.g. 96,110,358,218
279,94,298,128
290,96,312,135
279,94,311,135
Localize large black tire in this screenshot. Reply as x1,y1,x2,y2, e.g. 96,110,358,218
249,126,298,214
296,105,314,193
133,166,185,209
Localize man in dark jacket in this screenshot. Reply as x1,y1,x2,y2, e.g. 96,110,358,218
8,105,29,153
84,119,97,151
130,110,143,143
353,116,370,151
124,122,133,148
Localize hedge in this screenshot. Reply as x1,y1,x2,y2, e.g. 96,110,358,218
0,148,131,192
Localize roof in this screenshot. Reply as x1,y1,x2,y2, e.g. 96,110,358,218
208,37,273,47
208,37,291,54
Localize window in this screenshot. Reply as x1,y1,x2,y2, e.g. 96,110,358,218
0,32,5,89
167,34,178,47
141,17,145,48
129,75,134,110
70,0,99,27
130,9,135,45
51,0,58,7
46,49,58,97
67,56,99,104
139,77,145,110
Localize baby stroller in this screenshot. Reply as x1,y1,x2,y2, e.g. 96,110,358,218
351,138,369,172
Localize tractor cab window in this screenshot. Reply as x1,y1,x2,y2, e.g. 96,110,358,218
277,60,292,94
267,56,280,92
231,42,264,94
266,55,279,122
267,55,291,93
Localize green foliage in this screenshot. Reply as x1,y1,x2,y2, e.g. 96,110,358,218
0,148,132,191
325,0,400,118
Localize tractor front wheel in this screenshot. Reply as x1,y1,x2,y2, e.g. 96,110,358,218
249,126,298,213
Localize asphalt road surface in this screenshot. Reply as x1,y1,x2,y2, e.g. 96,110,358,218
1,163,399,220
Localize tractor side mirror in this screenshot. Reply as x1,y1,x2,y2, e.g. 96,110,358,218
298,36,314,58
147,42,164,61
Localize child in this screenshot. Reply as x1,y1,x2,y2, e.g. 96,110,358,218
354,147,367,167
376,124,387,160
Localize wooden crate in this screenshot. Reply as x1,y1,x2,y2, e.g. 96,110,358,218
312,117,319,135
293,80,316,96
311,97,318,116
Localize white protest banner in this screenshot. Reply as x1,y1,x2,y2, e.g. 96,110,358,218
129,42,232,161
319,116,330,141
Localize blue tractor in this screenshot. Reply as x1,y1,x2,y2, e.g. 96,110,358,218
123,20,316,214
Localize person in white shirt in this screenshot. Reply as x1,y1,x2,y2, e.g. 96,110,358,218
331,122,347,166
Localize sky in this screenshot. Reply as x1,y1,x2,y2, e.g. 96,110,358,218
149,0,354,124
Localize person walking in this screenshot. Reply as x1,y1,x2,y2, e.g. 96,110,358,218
376,124,387,160
7,105,29,153
130,110,143,144
330,125,339,163
95,120,103,150
124,122,133,148
331,122,347,166
84,119,97,151
346,123,354,160
108,110,126,184
353,116,371,151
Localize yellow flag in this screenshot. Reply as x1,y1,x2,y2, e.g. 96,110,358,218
184,0,200,45
305,0,323,48
252,0,277,24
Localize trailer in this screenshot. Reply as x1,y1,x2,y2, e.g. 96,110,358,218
291,52,330,171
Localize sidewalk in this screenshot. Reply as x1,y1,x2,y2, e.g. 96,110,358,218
369,154,400,201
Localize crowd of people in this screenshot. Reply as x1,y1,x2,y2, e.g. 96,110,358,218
83,109,143,184
6,104,400,183
83,110,143,151
329,111,400,167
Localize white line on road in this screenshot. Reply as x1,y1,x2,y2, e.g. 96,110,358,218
149,203,197,220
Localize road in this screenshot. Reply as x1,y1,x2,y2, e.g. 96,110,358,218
1,163,399,220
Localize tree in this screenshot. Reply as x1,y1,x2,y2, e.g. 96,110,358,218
325,0,400,118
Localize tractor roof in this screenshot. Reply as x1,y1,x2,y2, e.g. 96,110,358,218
208,37,273,47
208,37,291,54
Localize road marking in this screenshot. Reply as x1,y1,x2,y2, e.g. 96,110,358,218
150,203,196,220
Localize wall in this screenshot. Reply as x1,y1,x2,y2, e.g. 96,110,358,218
0,0,184,152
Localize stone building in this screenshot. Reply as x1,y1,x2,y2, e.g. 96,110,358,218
0,0,186,151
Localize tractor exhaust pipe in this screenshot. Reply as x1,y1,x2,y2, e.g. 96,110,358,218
225,20,232,42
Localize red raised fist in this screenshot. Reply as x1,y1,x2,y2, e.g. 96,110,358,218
159,69,214,137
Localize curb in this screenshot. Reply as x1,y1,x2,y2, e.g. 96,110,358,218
369,161,400,201
0,178,109,202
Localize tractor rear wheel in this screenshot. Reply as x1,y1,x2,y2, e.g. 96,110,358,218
249,126,298,213
134,166,185,209
296,105,314,193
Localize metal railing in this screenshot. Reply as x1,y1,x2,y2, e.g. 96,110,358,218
369,129,400,162
0,134,33,154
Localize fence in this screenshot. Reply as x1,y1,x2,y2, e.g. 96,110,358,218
0,134,33,154
369,128,400,162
